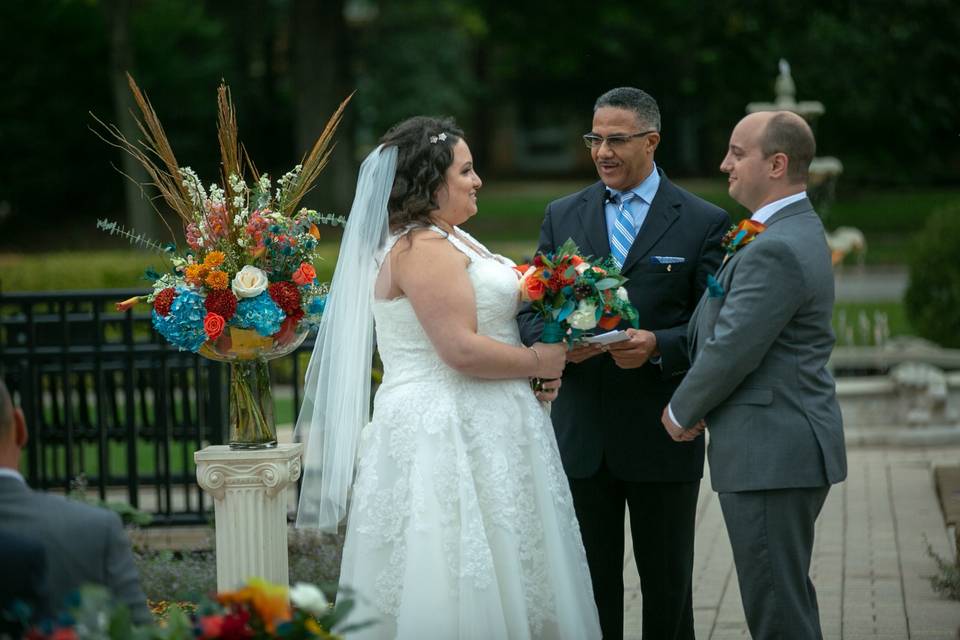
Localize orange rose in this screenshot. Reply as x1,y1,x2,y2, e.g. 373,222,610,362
292,262,317,286
203,312,226,340
524,276,546,301
597,314,621,330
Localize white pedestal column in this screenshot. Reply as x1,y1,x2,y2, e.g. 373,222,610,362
194,443,303,591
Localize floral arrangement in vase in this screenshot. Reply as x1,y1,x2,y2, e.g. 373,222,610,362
95,74,350,448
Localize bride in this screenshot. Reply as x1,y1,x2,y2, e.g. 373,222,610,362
295,116,601,639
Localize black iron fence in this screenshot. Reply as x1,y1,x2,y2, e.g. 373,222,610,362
0,289,315,526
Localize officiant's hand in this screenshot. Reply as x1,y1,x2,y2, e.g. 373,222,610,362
607,328,658,369
566,343,603,364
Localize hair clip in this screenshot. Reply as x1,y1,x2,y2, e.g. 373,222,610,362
429,132,448,144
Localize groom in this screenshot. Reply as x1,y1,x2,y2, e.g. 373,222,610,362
662,110,847,639
520,87,729,639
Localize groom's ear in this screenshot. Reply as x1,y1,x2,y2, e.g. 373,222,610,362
768,152,789,180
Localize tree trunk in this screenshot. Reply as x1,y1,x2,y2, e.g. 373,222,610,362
103,0,160,240
291,0,354,215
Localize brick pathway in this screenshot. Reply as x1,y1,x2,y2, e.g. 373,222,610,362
623,445,960,639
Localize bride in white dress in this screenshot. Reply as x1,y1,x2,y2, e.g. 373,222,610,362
295,116,601,639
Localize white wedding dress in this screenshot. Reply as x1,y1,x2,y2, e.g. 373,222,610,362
338,226,601,639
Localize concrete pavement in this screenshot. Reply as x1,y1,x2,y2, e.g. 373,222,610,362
623,444,960,639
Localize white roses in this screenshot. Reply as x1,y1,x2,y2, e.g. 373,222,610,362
231,265,269,298
616,287,629,302
568,300,599,331
289,582,329,616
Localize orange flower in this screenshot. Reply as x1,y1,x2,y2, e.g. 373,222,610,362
203,251,226,268
308,223,321,240
597,314,621,330
203,313,226,340
185,263,209,286
219,579,291,633
524,276,547,301
205,270,229,290
115,295,143,312
292,262,317,286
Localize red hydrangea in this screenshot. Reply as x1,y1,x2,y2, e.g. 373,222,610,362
205,289,238,322
268,281,302,316
153,288,176,316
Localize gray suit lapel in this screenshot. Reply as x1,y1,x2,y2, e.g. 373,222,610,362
576,183,611,259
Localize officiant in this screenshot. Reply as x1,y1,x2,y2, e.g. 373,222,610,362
519,87,729,640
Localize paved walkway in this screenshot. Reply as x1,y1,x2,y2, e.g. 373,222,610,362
623,444,960,639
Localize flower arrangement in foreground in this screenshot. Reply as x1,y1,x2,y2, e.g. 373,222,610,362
19,579,371,640
517,238,639,345
94,75,350,448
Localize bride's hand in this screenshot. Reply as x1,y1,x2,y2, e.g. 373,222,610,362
532,342,566,379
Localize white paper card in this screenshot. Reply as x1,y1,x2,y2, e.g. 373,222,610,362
581,330,630,345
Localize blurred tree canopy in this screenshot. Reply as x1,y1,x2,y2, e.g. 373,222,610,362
0,0,957,249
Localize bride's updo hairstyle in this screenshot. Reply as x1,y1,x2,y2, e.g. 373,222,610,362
380,116,464,233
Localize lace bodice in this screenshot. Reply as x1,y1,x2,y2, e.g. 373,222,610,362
373,226,522,383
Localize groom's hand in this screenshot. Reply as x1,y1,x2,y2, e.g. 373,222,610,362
607,329,658,369
661,406,706,442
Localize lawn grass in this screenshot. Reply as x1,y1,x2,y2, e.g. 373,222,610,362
1,182,956,290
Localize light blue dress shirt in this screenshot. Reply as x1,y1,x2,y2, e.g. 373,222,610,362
604,163,661,249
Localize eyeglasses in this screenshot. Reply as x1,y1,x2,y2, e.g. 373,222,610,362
582,130,658,149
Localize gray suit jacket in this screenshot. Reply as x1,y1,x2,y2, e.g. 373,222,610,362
0,476,151,623
670,198,847,493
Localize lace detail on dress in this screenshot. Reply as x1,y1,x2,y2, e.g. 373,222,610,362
338,223,599,638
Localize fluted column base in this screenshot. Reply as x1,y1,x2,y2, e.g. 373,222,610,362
194,443,303,591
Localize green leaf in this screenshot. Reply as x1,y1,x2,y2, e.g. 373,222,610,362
595,278,619,290
557,299,576,321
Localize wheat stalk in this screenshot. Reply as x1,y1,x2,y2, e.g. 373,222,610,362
281,92,354,216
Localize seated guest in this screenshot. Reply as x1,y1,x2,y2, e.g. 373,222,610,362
0,528,49,635
0,379,151,624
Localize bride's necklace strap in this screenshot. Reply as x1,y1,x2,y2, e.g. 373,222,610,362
428,223,495,260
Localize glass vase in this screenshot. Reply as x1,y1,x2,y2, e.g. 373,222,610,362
228,359,276,449
198,324,309,450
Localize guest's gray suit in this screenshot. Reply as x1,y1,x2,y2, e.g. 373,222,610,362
0,476,151,623
670,198,846,639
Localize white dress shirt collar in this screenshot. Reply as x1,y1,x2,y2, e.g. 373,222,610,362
0,467,25,483
750,191,808,225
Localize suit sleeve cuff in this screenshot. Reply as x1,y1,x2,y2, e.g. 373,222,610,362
668,403,685,430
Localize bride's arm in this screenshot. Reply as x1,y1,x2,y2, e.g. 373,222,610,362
392,231,564,380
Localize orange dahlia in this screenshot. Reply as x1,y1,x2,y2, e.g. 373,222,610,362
205,270,229,290
203,251,226,268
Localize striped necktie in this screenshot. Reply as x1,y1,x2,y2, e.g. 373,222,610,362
609,191,638,267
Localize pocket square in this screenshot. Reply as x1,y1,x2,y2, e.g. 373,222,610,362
706,274,724,298
650,256,686,264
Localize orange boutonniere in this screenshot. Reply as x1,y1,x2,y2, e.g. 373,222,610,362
721,219,767,258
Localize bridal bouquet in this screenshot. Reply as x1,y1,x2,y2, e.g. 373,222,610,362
517,238,639,345
95,75,350,448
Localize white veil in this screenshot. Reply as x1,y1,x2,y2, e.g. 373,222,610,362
295,144,397,532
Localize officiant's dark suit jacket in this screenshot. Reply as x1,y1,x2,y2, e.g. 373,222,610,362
518,170,729,482
0,476,151,623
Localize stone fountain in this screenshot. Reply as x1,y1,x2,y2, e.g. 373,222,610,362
747,60,863,267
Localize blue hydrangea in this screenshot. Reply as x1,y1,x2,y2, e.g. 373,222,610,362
308,294,327,315
152,287,207,352
232,291,285,336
